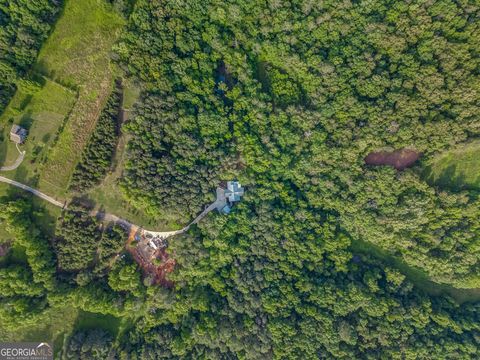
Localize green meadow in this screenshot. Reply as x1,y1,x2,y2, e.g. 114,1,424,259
422,141,480,191
0,78,76,192
34,0,125,197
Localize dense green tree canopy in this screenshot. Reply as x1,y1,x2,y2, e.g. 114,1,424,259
116,0,480,287
0,0,62,112
108,0,480,357
1,0,480,358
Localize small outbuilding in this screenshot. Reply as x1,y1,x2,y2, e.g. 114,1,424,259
220,204,231,214
10,124,27,144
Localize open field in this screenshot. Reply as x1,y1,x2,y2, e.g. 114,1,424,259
33,0,125,197
0,78,76,192
0,306,78,355
422,141,480,191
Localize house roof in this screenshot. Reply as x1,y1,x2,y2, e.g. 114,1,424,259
225,181,244,202
10,124,27,143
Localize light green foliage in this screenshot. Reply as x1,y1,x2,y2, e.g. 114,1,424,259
33,0,126,196
108,262,144,296
422,141,480,191
0,199,56,289
0,266,44,297
0,199,56,331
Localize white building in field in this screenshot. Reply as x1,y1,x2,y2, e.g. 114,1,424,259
10,124,27,144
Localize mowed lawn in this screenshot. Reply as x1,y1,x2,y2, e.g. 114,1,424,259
422,141,480,191
0,78,76,192
34,0,125,197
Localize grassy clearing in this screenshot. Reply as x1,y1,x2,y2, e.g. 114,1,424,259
122,79,142,110
34,0,125,197
0,306,78,353
350,238,480,304
74,310,122,337
0,78,76,191
422,141,480,191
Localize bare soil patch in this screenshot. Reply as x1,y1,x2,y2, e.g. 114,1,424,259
126,228,175,288
365,148,420,170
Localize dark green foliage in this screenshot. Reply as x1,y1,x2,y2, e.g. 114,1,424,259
115,0,480,286
120,89,236,220
54,205,128,279
0,0,62,113
69,87,121,192
54,204,101,272
108,0,480,358
119,200,480,358
95,224,127,273
61,329,117,360
2,0,480,357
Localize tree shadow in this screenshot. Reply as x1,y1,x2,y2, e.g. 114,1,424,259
425,163,469,192
18,95,33,111
71,195,97,211
19,110,35,131
0,131,7,168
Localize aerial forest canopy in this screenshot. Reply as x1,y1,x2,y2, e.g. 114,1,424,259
116,0,480,287
1,0,480,358
111,0,480,356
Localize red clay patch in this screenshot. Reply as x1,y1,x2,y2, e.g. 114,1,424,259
126,227,175,288
365,149,421,170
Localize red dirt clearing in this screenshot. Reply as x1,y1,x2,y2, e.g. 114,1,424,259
365,148,421,170
126,227,175,288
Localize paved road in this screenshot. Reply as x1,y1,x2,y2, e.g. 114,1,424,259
0,176,65,208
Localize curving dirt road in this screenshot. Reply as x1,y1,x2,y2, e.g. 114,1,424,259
0,176,65,208
0,176,222,240
0,144,26,171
